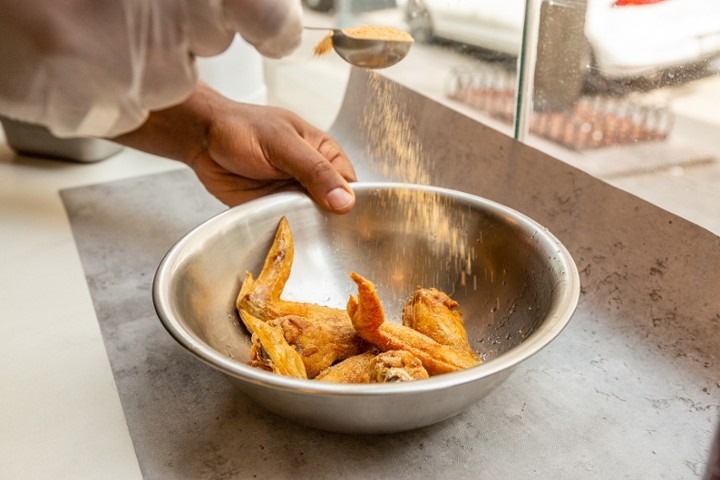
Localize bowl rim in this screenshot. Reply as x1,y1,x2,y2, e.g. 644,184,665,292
153,182,580,396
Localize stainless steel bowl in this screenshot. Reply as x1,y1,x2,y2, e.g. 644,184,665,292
153,182,580,434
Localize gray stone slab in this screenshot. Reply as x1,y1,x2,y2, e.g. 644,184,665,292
61,70,720,479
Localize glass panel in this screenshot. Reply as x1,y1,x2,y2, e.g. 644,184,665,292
525,0,720,235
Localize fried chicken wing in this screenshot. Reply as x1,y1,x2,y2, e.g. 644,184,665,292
234,217,483,382
402,287,479,361
269,313,367,379
315,350,429,383
368,350,429,382
240,310,307,379
236,216,295,321
348,272,481,375
236,217,368,378
315,351,377,383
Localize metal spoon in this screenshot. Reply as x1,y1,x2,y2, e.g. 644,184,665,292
306,26,413,69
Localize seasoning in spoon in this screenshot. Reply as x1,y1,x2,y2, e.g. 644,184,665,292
342,25,414,42
313,25,414,57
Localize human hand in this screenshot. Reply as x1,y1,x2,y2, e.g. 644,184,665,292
113,83,356,214
192,104,356,213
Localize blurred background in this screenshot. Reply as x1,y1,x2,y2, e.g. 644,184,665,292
263,0,720,236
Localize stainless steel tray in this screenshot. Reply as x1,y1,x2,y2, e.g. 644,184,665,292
1,115,122,163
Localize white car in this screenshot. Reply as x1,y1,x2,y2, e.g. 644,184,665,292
398,0,720,79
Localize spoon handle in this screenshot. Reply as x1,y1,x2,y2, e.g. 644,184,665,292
303,26,337,31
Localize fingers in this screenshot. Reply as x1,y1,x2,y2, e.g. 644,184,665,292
195,139,356,213
199,171,300,207
224,0,302,58
300,149,356,213
198,98,357,213
271,132,357,214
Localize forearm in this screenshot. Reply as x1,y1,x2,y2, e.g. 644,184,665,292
111,83,219,166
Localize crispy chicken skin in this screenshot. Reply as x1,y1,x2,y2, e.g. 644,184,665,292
315,349,429,383
402,287,479,361
240,309,307,379
315,351,377,383
235,216,295,321
236,217,367,378
368,350,429,382
347,272,481,375
267,313,367,379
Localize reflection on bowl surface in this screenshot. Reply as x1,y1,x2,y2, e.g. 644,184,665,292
153,182,580,434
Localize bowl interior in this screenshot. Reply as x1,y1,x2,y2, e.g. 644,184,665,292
155,183,578,379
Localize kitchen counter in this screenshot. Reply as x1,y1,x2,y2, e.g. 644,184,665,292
0,136,181,479
1,69,719,479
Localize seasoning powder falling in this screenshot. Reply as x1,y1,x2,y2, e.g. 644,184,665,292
313,33,333,57
361,72,476,292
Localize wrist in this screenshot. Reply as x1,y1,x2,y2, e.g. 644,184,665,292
111,83,221,167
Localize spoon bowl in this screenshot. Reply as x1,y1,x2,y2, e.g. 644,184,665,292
330,29,412,69
307,26,413,69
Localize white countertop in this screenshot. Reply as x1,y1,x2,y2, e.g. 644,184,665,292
0,132,183,479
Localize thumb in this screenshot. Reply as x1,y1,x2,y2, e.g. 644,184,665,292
276,140,356,214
